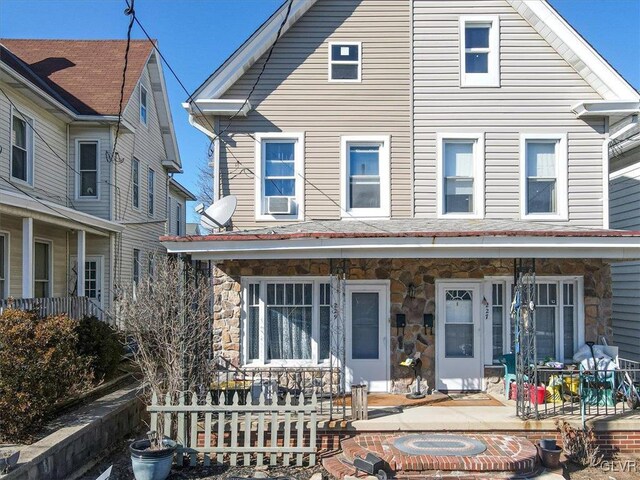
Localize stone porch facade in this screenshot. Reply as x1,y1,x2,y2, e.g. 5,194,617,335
212,258,612,393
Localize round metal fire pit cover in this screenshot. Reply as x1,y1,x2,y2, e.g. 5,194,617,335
392,434,487,456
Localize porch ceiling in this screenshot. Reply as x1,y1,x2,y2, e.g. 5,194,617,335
161,219,640,261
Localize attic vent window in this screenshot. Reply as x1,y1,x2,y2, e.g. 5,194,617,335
329,42,361,82
139,84,148,125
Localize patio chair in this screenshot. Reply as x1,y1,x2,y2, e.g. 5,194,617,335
498,353,517,398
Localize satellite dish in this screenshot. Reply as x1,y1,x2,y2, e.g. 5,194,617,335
196,195,237,231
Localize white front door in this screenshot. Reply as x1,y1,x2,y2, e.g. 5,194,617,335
71,256,103,311
345,283,389,393
436,282,483,392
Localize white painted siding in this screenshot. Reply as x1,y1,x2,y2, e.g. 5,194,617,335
412,0,605,226
217,0,412,228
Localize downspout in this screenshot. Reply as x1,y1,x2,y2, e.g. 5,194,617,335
187,112,220,201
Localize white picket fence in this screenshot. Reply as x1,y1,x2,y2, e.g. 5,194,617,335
148,390,318,467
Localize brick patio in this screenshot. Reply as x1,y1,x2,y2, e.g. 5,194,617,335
322,433,538,479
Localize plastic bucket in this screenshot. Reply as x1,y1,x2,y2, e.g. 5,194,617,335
529,385,546,404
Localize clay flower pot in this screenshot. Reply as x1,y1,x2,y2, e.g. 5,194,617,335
537,443,562,469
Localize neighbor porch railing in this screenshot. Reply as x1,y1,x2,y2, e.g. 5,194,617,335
0,296,100,320
515,358,640,420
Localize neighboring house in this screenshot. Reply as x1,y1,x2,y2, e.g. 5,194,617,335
0,39,194,318
163,0,640,393
609,118,640,361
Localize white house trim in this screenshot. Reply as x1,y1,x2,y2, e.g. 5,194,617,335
519,133,568,221
0,230,10,299
436,133,485,219
327,41,362,83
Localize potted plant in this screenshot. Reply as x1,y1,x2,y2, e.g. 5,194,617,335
130,431,177,480
117,256,213,480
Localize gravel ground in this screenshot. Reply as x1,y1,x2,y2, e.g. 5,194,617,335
78,435,330,480
564,458,640,480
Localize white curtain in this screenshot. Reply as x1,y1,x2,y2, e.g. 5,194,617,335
527,142,556,177
444,142,474,177
267,306,312,360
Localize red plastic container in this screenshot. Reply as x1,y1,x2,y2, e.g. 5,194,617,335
509,381,518,400
529,385,546,404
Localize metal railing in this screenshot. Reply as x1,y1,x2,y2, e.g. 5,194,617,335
208,355,345,419
515,358,640,420
0,296,100,320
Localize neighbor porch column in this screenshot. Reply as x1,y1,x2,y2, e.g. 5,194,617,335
22,217,33,298
77,230,86,297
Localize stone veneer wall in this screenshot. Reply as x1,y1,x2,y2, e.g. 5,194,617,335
212,258,612,393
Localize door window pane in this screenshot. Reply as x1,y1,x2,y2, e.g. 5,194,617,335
445,290,474,358
563,283,575,360
526,141,557,214
34,242,50,298
85,261,98,299
349,145,381,209
443,141,474,213
351,292,379,360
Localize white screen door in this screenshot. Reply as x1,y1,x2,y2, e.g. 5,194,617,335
345,284,389,393
436,282,482,392
71,256,103,311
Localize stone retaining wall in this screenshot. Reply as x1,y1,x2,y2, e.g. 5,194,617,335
213,258,612,392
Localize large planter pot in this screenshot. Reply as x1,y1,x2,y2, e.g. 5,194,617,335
537,444,562,469
130,438,177,480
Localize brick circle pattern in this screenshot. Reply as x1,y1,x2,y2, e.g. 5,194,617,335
392,434,487,457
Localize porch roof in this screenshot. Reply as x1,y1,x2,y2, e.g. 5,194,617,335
161,219,640,261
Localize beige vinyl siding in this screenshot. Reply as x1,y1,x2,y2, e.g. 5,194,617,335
168,192,186,236
218,0,411,228
413,0,605,226
68,125,112,219
0,83,70,208
113,65,169,287
609,149,640,230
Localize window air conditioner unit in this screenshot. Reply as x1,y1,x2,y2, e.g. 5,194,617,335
266,196,293,215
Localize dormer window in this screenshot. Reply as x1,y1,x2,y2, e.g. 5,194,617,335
329,42,361,82
460,16,500,87
139,84,148,125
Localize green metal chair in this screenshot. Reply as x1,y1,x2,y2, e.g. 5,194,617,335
498,353,517,398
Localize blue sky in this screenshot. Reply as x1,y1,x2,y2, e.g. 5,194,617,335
1,0,639,222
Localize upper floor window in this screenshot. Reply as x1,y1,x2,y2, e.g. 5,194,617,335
77,141,99,198
132,158,140,209
460,16,500,87
329,42,361,82
437,134,485,218
11,112,34,184
255,132,304,221
148,168,155,216
520,134,568,220
133,248,141,284
341,135,390,218
175,202,182,235
139,85,148,125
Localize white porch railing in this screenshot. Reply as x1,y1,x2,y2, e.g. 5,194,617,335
0,296,100,320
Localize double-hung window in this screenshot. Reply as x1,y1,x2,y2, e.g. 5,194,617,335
139,85,148,125
520,134,568,220
255,133,304,220
0,233,7,299
34,240,51,298
132,158,140,209
460,16,500,87
329,42,361,82
148,168,155,216
175,202,182,235
437,134,484,218
77,141,99,198
133,249,141,284
341,136,390,218
243,279,332,365
11,112,34,184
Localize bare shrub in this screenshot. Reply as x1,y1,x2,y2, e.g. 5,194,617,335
556,420,603,467
116,256,212,442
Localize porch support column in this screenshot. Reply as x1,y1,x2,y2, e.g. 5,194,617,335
22,217,33,298
77,230,86,297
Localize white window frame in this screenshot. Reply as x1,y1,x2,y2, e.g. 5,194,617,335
148,168,155,217
254,132,305,222
328,41,362,83
436,133,485,219
341,135,391,218
241,277,334,367
139,84,148,126
132,157,140,210
520,133,568,221
483,276,584,364
0,231,9,299
175,201,182,235
33,238,53,298
75,139,100,200
10,107,35,186
459,16,500,88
